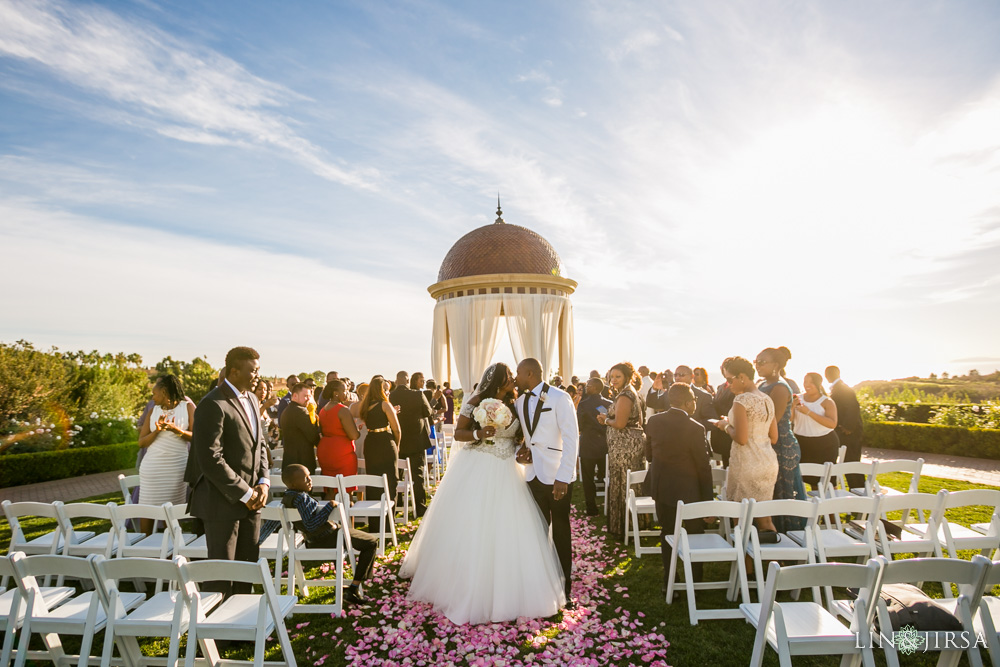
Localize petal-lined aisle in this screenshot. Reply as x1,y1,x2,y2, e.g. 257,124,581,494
324,507,671,666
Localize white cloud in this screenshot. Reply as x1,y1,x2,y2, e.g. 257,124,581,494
0,0,376,190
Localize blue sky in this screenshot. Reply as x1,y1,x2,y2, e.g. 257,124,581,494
2,0,999,386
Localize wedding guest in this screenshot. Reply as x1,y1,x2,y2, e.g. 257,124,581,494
645,371,671,416
442,382,455,424
566,383,580,409
350,382,370,462
711,360,736,467
137,374,193,534
756,347,807,531
280,382,320,473
275,374,299,420
713,356,778,535
317,370,339,409
318,380,361,498
792,372,840,486
645,383,714,589
638,366,654,400
596,361,646,539
577,378,611,516
673,365,718,436
360,375,401,532
693,367,714,396
391,371,433,517
259,464,377,605
826,365,865,486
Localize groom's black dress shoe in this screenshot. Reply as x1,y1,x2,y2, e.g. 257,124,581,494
343,586,367,606
564,599,578,611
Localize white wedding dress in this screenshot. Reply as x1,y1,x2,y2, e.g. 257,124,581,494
399,401,566,624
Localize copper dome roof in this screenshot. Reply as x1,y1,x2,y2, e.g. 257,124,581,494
437,208,566,283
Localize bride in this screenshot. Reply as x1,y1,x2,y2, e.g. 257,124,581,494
399,362,566,624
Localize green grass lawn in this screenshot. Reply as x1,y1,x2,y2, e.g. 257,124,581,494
2,472,998,666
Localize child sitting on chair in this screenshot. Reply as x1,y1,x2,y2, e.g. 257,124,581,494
259,464,378,605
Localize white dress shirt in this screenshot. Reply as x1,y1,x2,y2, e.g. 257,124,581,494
224,379,269,503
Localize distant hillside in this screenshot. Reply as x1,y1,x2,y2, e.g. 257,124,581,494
856,370,1000,403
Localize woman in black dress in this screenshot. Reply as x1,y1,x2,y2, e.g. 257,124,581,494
358,375,402,529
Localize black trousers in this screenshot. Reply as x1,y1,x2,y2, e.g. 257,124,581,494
528,478,573,599
307,528,378,583
400,451,427,517
202,513,261,597
837,428,864,488
656,504,705,587
798,431,840,487
579,456,606,513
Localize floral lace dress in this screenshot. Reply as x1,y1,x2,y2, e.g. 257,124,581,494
399,400,565,624
726,390,779,503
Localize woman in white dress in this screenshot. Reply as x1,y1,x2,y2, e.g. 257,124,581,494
137,375,193,534
399,363,566,625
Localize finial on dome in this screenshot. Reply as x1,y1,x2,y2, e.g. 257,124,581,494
495,193,504,224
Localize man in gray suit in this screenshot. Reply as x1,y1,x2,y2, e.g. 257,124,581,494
188,346,269,596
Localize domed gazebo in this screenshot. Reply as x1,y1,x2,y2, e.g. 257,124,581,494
429,201,577,391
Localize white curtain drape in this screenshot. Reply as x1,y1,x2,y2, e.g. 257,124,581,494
430,302,450,389
558,299,574,381
503,294,566,379
443,295,504,392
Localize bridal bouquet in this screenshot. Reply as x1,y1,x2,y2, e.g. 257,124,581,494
472,398,513,445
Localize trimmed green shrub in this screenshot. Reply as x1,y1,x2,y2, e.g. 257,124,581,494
0,441,138,488
865,422,1000,461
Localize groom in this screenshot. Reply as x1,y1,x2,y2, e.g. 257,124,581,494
515,358,579,604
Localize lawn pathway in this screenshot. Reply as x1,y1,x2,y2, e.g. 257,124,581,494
320,507,671,666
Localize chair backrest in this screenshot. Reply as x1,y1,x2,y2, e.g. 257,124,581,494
2,500,63,552
983,559,1000,588
14,554,98,613
396,458,413,478
882,556,990,602
310,475,340,495
836,445,847,463
878,490,945,521
93,555,189,615
677,499,745,522
746,498,818,524
339,474,391,500
626,468,647,489
762,559,882,629
798,462,829,478
942,489,1000,512
180,558,288,622
830,461,878,493
117,474,140,505
56,501,116,537
815,494,880,522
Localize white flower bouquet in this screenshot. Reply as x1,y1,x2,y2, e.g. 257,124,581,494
472,398,513,445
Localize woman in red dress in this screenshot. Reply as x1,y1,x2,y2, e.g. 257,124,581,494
318,379,361,498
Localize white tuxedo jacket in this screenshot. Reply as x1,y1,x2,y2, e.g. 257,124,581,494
516,382,579,485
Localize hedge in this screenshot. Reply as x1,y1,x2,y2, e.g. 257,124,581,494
0,441,138,488
864,422,1000,461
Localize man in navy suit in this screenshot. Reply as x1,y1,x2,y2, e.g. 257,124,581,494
577,378,612,516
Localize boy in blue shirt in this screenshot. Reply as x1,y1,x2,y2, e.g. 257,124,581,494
260,464,377,605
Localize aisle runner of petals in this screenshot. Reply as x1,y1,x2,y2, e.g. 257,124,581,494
300,508,671,666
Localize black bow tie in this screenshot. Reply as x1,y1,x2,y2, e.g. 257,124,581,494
525,390,535,397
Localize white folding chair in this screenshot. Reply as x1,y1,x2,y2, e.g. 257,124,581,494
601,453,610,515
826,461,879,498
623,468,658,557
56,502,142,560
877,556,989,667
93,555,224,667
283,497,353,614
664,499,750,625
711,468,728,501
870,458,923,497
425,436,440,486
117,474,140,505
395,458,418,524
742,499,820,601
800,462,832,500
805,495,880,563
2,501,80,558
337,474,397,555
975,559,1000,667
873,492,946,560
0,553,75,667
112,503,182,560
935,490,1000,559
165,504,208,562
836,445,847,463
742,559,883,667
12,553,144,667
180,558,297,667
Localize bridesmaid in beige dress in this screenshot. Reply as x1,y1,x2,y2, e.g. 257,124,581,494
713,356,779,533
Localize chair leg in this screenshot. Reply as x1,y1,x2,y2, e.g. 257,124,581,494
682,556,699,625
666,547,678,603
749,613,768,667
253,633,266,667
389,512,398,547
1,620,16,667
